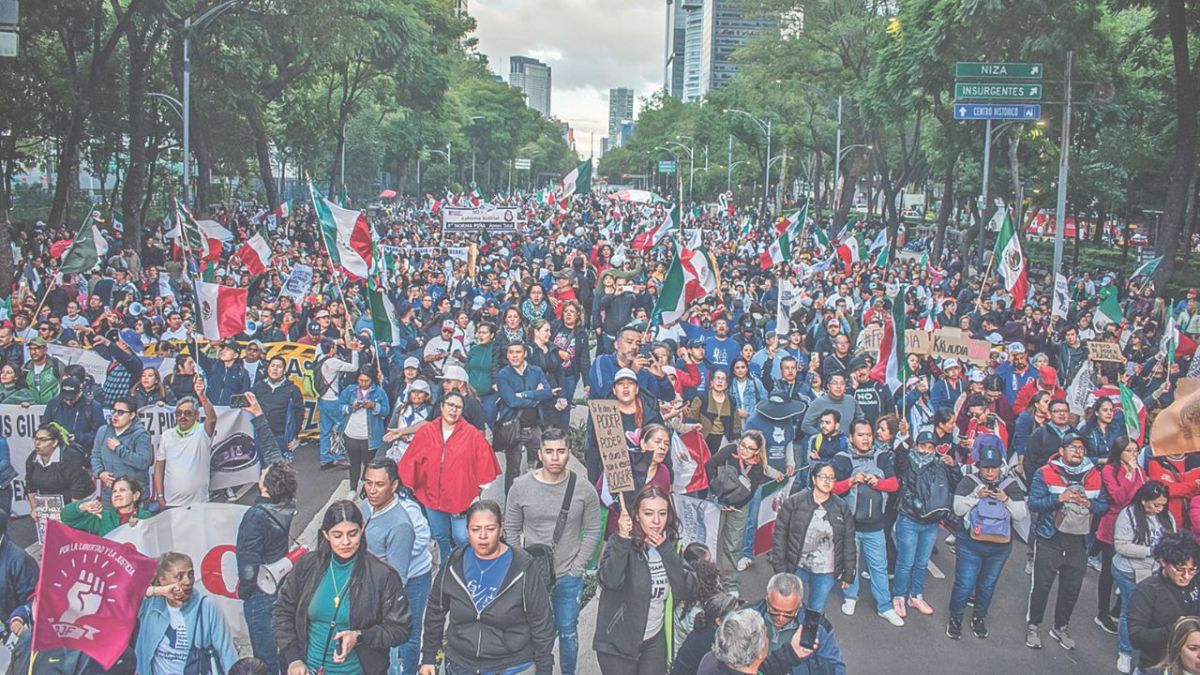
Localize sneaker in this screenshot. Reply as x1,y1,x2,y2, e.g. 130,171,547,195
841,598,857,616
1094,614,1118,635
892,597,908,619
1025,559,1034,575
946,617,962,639
971,616,989,639
909,596,934,615
945,533,957,545
878,609,905,627
1049,625,1076,650
735,557,753,572
1025,624,1042,649
861,569,871,580
1117,653,1133,674
346,488,360,501
1088,555,1103,572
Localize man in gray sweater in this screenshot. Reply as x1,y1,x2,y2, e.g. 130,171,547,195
504,428,602,675
800,372,865,439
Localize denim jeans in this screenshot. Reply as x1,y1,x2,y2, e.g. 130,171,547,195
893,515,940,600
795,568,837,613
844,528,891,613
552,575,583,675
425,508,467,565
949,534,1011,621
1113,565,1138,656
242,591,279,673
318,398,345,464
393,571,432,675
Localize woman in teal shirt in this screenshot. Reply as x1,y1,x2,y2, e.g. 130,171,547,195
273,501,411,675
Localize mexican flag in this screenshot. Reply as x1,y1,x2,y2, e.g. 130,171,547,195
871,284,908,391
1119,382,1147,446
1132,255,1162,280
367,278,400,345
236,229,272,276
470,189,482,207
1093,293,1123,331
759,230,791,269
171,205,231,261
812,223,833,254
653,243,720,324
836,234,866,272
632,205,678,252
196,281,247,339
275,200,292,220
753,477,796,556
1163,306,1179,369
560,160,592,199
992,209,1029,309
872,242,890,268
776,203,808,237
868,228,887,253
311,183,372,280
59,212,110,274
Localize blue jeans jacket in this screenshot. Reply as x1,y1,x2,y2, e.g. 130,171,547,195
338,383,391,450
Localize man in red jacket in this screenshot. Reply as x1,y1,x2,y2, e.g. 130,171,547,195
1014,366,1066,415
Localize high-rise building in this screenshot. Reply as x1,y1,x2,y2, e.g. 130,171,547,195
666,0,703,99
694,0,775,97
681,0,704,101
509,56,552,117
608,88,635,146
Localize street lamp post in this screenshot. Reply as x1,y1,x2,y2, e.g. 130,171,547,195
174,0,243,211
655,146,681,199
667,141,694,203
833,95,842,213
729,109,772,217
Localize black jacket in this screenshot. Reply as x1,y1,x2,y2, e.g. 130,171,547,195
421,545,555,674
1128,572,1200,669
42,396,107,454
235,498,296,598
24,448,93,504
273,550,411,674
770,490,857,584
1023,423,1070,478
594,536,697,660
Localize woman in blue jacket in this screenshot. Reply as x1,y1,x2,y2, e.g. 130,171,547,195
338,365,391,496
135,552,238,674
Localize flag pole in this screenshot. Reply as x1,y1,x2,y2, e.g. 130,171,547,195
31,209,98,326
974,208,1005,313
172,199,206,359
307,179,355,342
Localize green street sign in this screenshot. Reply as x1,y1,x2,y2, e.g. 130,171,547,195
658,160,677,174
955,62,1043,80
954,82,1042,101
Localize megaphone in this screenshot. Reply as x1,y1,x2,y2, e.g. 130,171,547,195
245,320,258,336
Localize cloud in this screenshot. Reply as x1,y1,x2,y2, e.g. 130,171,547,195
470,0,665,140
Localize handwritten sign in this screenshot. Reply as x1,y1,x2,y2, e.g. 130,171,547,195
1087,341,1126,363
930,328,990,366
33,494,64,546
589,399,634,493
856,325,932,356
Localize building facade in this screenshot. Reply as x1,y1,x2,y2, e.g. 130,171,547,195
608,88,635,147
509,56,552,117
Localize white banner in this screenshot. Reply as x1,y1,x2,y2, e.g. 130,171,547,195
441,205,526,234
1052,273,1070,320
282,264,314,300
136,404,262,492
47,343,175,388
675,494,720,554
0,403,47,516
108,503,252,655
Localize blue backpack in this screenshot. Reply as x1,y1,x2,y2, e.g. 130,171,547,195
967,474,1015,544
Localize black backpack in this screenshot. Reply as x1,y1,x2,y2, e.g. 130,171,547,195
902,460,953,522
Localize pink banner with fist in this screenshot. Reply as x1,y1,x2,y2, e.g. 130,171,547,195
32,520,157,669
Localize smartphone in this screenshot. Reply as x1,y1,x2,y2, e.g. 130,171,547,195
799,607,823,650
230,394,249,409
638,343,654,359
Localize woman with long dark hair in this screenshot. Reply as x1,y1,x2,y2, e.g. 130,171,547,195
273,501,411,675
418,500,555,675
594,485,697,674
1095,435,1147,636
1113,480,1175,672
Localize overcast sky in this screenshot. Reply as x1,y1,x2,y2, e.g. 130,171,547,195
470,0,666,150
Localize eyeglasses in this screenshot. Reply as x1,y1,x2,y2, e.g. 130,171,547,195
766,606,799,620
1168,563,1200,576
814,474,836,482
443,402,463,410
34,436,54,443
111,409,133,416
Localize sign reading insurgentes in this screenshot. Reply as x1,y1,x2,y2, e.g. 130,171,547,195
954,82,1043,101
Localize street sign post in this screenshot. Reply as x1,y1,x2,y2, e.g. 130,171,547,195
955,62,1043,80
658,160,677,174
954,103,1042,120
954,82,1042,101
513,158,531,170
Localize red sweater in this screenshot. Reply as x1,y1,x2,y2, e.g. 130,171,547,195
398,417,500,514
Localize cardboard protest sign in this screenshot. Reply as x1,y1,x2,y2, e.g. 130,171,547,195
588,399,634,493
32,494,64,546
1087,341,1126,363
931,328,990,366
858,325,931,356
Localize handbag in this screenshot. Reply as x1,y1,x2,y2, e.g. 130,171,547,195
256,508,309,595
710,463,752,506
184,598,224,675
494,416,521,452
525,472,577,593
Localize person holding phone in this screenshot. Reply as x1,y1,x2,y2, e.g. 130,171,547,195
273,501,411,675
744,573,847,675
337,365,390,498
594,485,697,674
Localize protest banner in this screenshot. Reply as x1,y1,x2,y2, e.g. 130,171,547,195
0,403,47,516
930,328,990,366
442,205,527,234
32,494,64,546
675,494,720,553
857,326,931,356
1087,341,1126,363
48,343,174,386
588,400,634,494
33,520,158,669
137,404,262,491
108,503,252,653
1066,363,1094,417
282,263,314,300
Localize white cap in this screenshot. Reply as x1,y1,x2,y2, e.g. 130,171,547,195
942,358,961,370
614,367,638,384
439,364,469,382
1008,342,1026,354
410,379,431,394
403,357,420,369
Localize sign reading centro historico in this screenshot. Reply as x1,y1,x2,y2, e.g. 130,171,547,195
955,62,1044,80
955,82,1043,101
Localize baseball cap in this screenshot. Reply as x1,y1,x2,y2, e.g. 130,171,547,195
977,443,1005,468
441,320,456,331
439,364,469,382
29,336,47,347
942,358,961,370
314,309,330,319
1059,432,1085,449
850,354,870,371
1039,366,1058,386
916,431,936,446
1007,342,1026,354
403,357,420,370
968,368,986,383
614,368,638,384
409,379,431,395
59,377,81,398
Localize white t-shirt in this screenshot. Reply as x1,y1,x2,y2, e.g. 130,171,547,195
644,548,669,640
157,425,214,507
152,604,190,674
